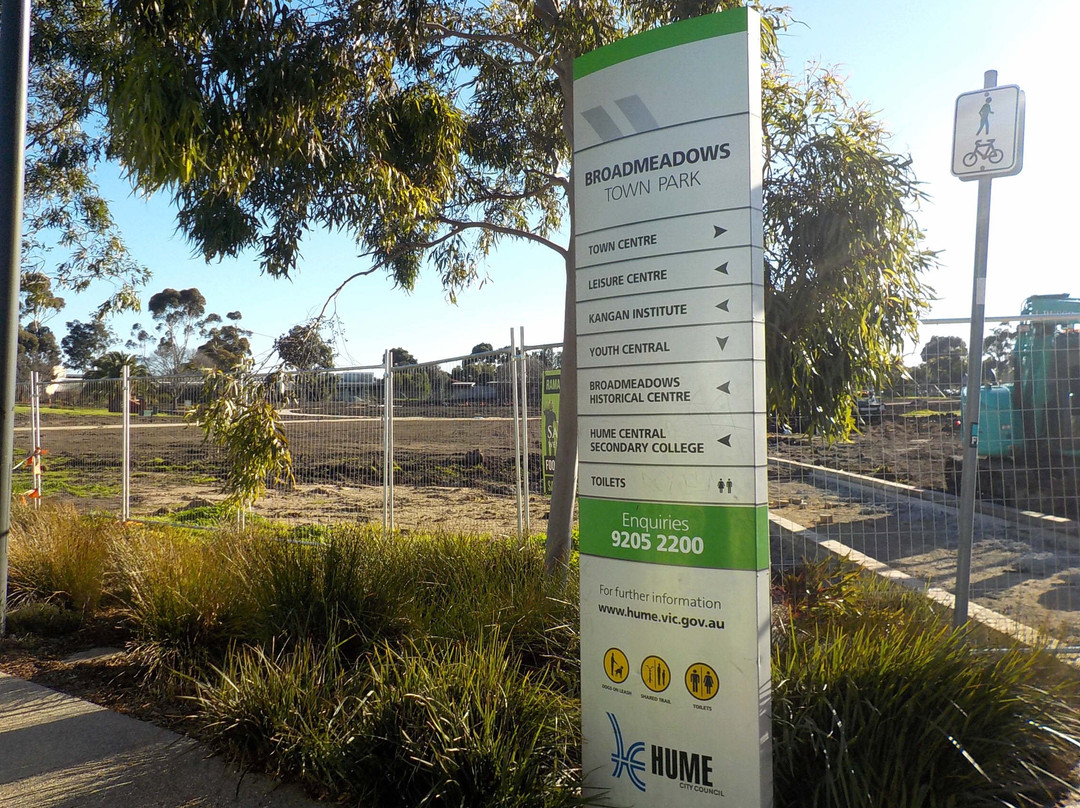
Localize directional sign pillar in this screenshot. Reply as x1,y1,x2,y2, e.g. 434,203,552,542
574,9,771,806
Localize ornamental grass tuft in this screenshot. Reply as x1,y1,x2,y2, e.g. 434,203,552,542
195,636,586,808
772,561,1080,807
6,502,120,615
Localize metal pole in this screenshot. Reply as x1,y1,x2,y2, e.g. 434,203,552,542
954,70,997,628
382,350,390,535
510,329,524,538
0,0,31,636
519,326,531,537
387,353,394,532
122,366,131,521
30,370,40,504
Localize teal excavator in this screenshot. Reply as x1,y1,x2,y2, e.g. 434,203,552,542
947,294,1080,517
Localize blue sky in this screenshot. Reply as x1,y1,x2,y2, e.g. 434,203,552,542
53,0,1080,368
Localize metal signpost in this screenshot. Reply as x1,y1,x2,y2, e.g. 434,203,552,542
951,71,1025,626
574,9,771,805
0,0,32,636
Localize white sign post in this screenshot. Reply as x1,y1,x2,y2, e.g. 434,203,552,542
574,9,771,806
951,71,1024,627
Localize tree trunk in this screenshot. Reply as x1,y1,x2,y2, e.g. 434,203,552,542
545,60,578,574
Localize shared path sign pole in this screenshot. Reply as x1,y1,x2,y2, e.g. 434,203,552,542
574,9,771,805
0,0,31,637
951,71,1025,627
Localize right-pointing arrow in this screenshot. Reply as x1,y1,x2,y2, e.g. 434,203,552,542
717,382,731,394
713,226,727,238
716,336,729,350
717,435,732,447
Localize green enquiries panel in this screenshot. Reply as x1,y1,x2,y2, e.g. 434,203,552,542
579,497,768,570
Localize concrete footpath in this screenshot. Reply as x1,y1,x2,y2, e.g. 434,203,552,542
0,672,322,808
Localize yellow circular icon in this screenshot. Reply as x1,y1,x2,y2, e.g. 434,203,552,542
641,655,671,693
685,663,719,701
604,648,629,683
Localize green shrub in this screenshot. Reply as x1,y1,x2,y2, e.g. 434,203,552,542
196,636,584,808
773,610,1080,807
4,601,84,636
196,639,359,796
7,503,119,614
245,527,413,655
347,638,583,808
392,534,580,691
114,527,255,678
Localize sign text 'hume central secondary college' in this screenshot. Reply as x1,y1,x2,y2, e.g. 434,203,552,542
574,9,772,807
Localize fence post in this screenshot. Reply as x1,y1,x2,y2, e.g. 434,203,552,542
30,371,40,505
383,350,395,534
122,365,131,521
511,330,524,538
519,327,530,537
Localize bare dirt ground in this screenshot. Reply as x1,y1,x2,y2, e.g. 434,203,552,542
22,399,1080,644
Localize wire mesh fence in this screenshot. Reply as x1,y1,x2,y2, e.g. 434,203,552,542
771,307,1080,646
13,311,1080,645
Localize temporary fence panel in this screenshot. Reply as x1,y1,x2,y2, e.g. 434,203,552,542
125,374,225,521
769,315,1080,647
28,376,125,514
271,365,386,527
386,348,522,537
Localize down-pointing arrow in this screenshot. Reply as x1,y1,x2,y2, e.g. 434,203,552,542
717,435,732,447
714,262,729,274
713,225,727,238
717,382,731,394
715,299,730,312
716,336,729,350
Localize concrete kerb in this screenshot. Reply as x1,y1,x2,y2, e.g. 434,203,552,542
769,512,1057,652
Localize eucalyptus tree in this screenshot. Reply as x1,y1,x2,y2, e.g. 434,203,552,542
25,0,148,316
61,318,113,373
101,0,934,569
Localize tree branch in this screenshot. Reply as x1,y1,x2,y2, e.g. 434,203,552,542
423,22,542,61
436,216,568,257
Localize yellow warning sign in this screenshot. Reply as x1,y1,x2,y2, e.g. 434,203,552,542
641,655,671,693
604,648,629,683
685,663,719,700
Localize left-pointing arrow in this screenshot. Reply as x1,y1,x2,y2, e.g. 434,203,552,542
715,299,730,312
717,435,732,447
717,382,731,394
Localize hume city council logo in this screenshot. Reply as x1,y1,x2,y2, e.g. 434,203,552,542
608,712,647,792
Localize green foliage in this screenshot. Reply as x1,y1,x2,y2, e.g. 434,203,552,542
186,364,295,510
84,350,147,380
345,638,582,808
243,529,412,653
6,502,118,614
25,0,149,316
61,318,114,373
915,335,968,390
17,320,62,384
273,323,335,370
772,562,1080,807
763,66,934,438
196,637,585,808
113,527,255,677
3,601,84,636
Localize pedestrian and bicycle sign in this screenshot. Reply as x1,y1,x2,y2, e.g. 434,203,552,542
952,84,1025,180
